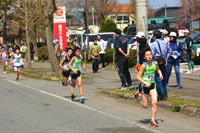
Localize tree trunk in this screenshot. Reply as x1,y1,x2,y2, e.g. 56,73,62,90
44,1,60,74
18,26,23,44
2,10,7,44
25,0,31,69
30,25,38,60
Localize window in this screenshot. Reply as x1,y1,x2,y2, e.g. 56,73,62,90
110,16,116,22
123,16,129,24
117,16,123,24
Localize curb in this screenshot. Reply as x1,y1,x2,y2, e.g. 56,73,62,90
102,89,200,117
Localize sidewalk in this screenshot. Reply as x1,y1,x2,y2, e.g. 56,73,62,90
6,61,200,116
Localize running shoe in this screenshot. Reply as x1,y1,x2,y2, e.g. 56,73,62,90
119,85,129,90
16,78,19,81
80,96,85,104
134,92,142,102
71,94,76,101
3,71,6,74
185,71,192,74
67,77,71,85
151,120,158,127
166,83,169,88
176,84,183,89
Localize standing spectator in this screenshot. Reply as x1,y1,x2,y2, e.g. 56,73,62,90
30,42,34,63
88,39,101,73
14,41,20,52
97,34,106,68
184,30,194,74
136,32,150,64
20,43,27,59
167,32,182,89
151,30,171,100
54,40,60,63
162,30,170,43
114,29,132,90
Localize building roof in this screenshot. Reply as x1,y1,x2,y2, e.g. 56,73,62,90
111,4,135,13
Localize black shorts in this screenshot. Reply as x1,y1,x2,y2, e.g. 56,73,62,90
71,70,81,79
62,70,71,77
140,83,156,95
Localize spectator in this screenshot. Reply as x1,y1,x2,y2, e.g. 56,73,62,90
167,32,182,89
14,41,20,52
114,29,132,90
20,43,27,59
184,30,194,74
97,34,106,68
88,39,101,73
30,42,34,63
151,30,171,100
162,30,170,42
136,32,150,64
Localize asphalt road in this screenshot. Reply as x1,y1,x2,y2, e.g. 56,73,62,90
0,71,200,133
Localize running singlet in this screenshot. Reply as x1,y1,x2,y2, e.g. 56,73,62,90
14,54,22,67
1,51,7,60
63,55,70,69
71,56,81,71
142,61,156,83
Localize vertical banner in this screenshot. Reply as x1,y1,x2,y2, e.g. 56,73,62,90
53,6,67,52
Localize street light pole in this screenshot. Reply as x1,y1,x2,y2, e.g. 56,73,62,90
85,0,89,48
135,0,148,64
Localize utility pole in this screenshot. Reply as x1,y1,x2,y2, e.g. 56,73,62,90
135,0,148,64
165,4,167,18
85,0,89,48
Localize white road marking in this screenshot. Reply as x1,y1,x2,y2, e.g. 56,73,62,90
7,79,161,133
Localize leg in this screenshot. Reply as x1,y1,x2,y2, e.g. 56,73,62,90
141,94,149,108
116,60,127,87
174,61,181,85
96,59,100,72
92,58,96,73
77,77,83,96
186,53,192,70
102,54,105,68
124,60,132,86
161,65,168,98
17,68,21,79
70,79,76,94
155,72,164,100
150,89,158,121
63,77,69,86
167,62,173,84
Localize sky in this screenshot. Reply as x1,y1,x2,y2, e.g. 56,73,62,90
118,0,181,9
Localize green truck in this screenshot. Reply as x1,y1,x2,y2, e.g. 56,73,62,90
179,32,200,64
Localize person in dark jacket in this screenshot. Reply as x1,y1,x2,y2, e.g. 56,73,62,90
167,32,182,89
114,29,132,90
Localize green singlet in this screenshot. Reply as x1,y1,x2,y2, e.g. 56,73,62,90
71,56,82,71
142,61,156,84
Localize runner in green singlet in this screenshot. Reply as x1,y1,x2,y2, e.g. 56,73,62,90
68,47,86,104
136,48,163,127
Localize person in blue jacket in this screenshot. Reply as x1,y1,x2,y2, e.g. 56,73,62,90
167,32,182,89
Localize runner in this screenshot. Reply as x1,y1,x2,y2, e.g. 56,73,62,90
11,48,24,81
68,47,86,103
59,48,73,86
136,48,163,127
0,47,8,74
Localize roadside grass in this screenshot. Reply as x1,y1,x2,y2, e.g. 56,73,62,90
167,97,200,108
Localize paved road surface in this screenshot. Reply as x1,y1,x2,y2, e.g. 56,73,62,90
0,71,200,133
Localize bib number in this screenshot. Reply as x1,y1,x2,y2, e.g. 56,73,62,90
143,71,155,82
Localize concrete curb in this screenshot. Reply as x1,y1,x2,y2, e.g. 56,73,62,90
102,89,200,117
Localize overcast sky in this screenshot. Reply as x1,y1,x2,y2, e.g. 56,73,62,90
118,0,181,9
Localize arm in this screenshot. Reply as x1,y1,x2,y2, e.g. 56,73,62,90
11,54,14,64
118,48,126,56
81,61,86,71
150,43,156,57
156,61,163,80
166,43,171,59
59,57,68,71
136,64,151,88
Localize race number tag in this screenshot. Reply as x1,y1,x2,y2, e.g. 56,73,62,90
143,71,155,82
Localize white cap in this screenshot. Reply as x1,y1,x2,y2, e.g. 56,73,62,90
169,32,177,37
53,39,59,45
184,30,189,33
136,32,145,38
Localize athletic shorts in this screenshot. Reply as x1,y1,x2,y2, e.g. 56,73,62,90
140,83,156,95
2,58,7,62
71,70,81,79
62,70,71,77
13,65,21,68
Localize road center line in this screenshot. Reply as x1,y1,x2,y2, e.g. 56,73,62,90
7,79,161,133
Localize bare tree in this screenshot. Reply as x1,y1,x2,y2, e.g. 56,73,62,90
43,0,60,74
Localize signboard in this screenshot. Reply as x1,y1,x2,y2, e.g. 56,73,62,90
53,6,67,52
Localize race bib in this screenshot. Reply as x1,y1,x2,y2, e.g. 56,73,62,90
2,53,7,58
143,71,155,82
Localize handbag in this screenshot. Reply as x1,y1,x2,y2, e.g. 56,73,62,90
154,41,166,65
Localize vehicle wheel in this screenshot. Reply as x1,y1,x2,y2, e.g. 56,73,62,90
181,50,187,62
